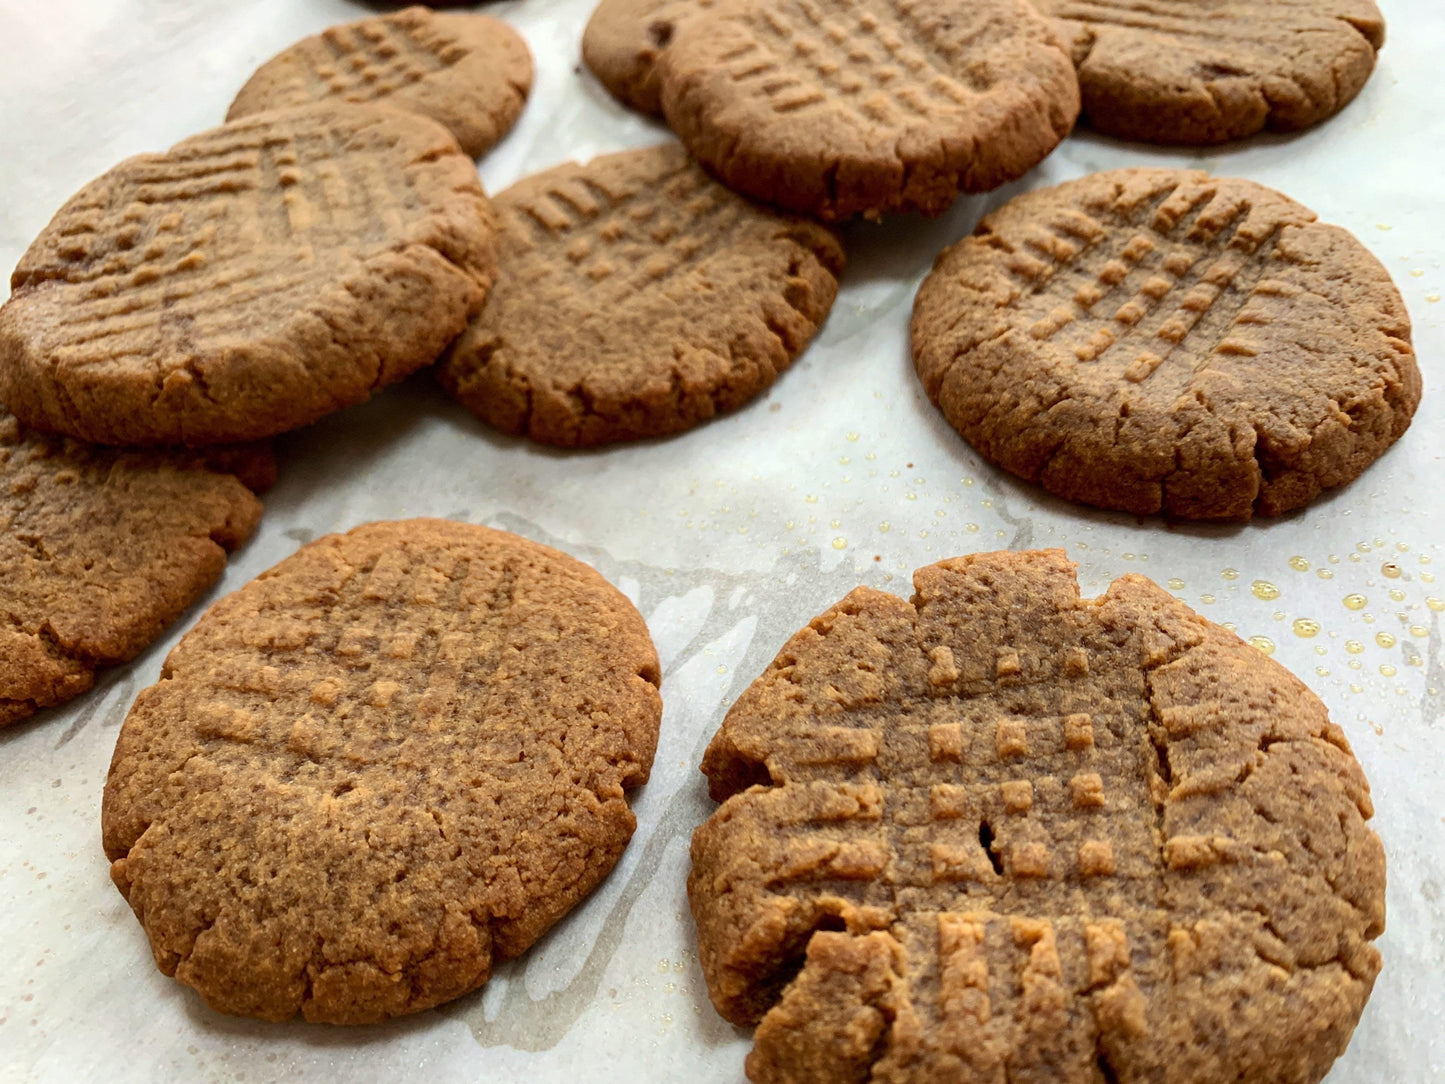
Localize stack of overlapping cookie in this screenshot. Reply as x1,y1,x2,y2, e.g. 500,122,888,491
0,2,1414,1081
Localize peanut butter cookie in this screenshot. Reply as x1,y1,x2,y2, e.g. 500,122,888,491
439,143,843,446
656,0,1080,220
228,7,533,158
691,549,1385,1083
1,409,269,728
911,169,1419,520
103,520,662,1024
0,104,497,446
1033,0,1385,144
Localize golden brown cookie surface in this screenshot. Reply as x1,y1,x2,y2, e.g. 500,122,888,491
0,104,497,447
0,410,267,728
691,550,1385,1083
103,519,662,1024
1034,0,1385,144
439,143,844,447
227,7,534,158
911,169,1419,521
656,0,1080,220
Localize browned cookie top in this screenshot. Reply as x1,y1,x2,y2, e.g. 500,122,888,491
228,7,534,159
1034,0,1385,144
438,143,844,447
102,519,662,1024
656,0,1080,220
582,0,716,116
911,169,1419,521
0,410,268,728
691,550,1385,1084
0,104,497,447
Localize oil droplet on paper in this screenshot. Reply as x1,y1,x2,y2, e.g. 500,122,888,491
846,432,859,441
1248,636,1276,656
1316,667,1330,677
1167,578,1185,591
1376,632,1396,649
1200,594,1217,605
1293,618,1321,638
1221,622,1237,632
1221,568,1240,581
715,665,728,675
832,537,847,550
1345,640,1365,654
1410,625,1429,638
966,523,979,533
1317,569,1334,580
1349,683,1363,694
1382,561,1403,579
805,494,818,504
1252,580,1279,601
1343,594,1367,611
878,522,891,533
1424,572,1437,584
1427,597,1444,612
1389,589,1406,602
1289,556,1310,572
1380,664,1398,678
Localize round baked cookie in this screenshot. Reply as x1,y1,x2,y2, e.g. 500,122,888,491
1033,0,1385,144
102,520,662,1024
0,409,269,728
227,6,534,159
691,549,1385,1084
582,0,715,116
655,0,1080,220
438,142,844,447
911,169,1420,521
0,104,497,447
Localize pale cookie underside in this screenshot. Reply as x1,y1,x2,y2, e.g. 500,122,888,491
1035,0,1385,143
690,550,1384,1083
102,520,662,1024
910,169,1419,521
657,0,1080,220
0,104,495,446
227,7,534,158
439,143,844,446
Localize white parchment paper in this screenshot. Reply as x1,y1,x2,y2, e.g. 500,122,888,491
1,0,1442,1080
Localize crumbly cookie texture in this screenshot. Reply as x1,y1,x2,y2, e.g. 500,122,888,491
103,519,662,1024
0,409,268,728
1033,0,1385,144
911,169,1419,521
583,0,716,116
656,0,1079,220
692,549,1385,1083
0,103,497,447
228,6,534,158
439,143,844,447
